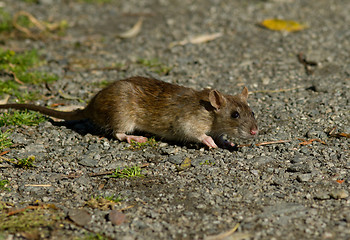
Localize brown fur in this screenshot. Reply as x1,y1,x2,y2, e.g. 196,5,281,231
0,76,258,147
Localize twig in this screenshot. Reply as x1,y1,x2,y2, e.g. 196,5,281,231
0,69,24,84
297,52,317,75
298,138,327,145
0,151,10,156
255,139,292,146
7,203,57,216
12,10,65,39
24,184,52,187
328,127,350,138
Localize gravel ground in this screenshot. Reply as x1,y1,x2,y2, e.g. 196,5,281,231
0,0,349,239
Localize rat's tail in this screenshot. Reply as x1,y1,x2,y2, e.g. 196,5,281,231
0,104,87,121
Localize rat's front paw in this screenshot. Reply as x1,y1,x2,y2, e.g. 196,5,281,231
199,134,218,148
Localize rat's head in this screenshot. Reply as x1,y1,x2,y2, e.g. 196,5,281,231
208,87,258,139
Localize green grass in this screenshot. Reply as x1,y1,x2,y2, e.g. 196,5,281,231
4,155,36,168
137,58,172,75
109,165,144,178
0,179,10,192
16,155,36,168
0,130,13,151
0,8,12,32
0,48,58,101
104,194,123,203
0,110,46,127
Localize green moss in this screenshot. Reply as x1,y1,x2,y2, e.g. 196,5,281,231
129,137,158,150
16,155,36,168
199,159,215,166
0,8,12,32
0,208,62,233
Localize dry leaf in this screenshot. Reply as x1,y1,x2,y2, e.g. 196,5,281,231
109,210,126,225
260,19,307,32
169,32,222,48
117,17,143,39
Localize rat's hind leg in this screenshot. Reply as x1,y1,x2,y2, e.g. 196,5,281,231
115,133,148,143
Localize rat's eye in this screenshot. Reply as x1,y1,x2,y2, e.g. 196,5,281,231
252,112,255,118
231,111,240,119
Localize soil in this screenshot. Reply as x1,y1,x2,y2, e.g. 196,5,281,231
0,0,349,239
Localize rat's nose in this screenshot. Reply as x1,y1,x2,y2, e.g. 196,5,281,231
250,128,258,135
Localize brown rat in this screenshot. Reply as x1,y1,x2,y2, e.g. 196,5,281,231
0,76,258,148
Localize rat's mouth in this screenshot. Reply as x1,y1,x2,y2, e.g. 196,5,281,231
238,128,258,139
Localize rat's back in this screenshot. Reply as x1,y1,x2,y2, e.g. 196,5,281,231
87,76,212,142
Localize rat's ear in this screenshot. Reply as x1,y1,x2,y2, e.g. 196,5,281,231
209,90,227,110
241,87,249,100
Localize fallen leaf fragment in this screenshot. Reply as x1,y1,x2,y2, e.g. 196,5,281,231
169,32,222,48
260,19,307,32
109,209,126,225
116,17,143,39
